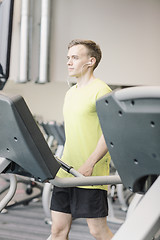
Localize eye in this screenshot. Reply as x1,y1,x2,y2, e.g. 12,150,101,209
72,55,79,60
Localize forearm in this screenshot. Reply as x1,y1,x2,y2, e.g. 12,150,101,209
78,134,108,176
88,134,108,167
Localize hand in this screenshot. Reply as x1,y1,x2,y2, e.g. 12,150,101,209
78,160,94,177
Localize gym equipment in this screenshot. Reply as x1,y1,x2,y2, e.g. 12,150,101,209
0,94,60,183
41,121,65,156
0,93,121,212
0,173,17,211
0,175,43,210
96,86,160,240
97,86,160,193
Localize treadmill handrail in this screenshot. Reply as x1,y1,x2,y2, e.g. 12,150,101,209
0,174,17,212
50,175,122,188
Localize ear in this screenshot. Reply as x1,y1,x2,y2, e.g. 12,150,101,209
89,57,96,67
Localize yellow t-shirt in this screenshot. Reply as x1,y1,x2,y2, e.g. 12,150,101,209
57,78,112,190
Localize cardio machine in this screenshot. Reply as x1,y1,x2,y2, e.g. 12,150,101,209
96,86,160,240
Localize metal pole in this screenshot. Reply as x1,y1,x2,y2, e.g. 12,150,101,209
0,174,17,212
19,0,30,83
38,0,51,83
50,175,122,188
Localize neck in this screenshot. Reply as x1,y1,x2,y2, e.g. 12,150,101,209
76,71,95,88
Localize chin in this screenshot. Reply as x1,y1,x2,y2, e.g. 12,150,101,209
69,73,76,77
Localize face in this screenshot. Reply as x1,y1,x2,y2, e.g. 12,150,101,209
67,45,91,78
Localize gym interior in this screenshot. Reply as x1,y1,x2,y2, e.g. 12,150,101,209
0,0,160,240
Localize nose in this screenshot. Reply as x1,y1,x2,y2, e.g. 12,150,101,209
67,58,72,66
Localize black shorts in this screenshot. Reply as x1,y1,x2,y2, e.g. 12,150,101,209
50,186,108,219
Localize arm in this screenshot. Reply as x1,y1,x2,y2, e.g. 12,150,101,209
78,134,108,176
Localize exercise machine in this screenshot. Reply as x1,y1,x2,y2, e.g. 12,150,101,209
0,174,43,211
96,86,160,240
0,93,121,210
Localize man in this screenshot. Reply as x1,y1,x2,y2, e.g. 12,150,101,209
50,39,113,240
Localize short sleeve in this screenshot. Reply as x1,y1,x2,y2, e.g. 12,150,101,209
96,84,112,100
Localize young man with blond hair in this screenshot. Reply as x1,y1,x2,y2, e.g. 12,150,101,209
50,39,113,240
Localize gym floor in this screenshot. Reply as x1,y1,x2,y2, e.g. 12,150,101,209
0,195,126,240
